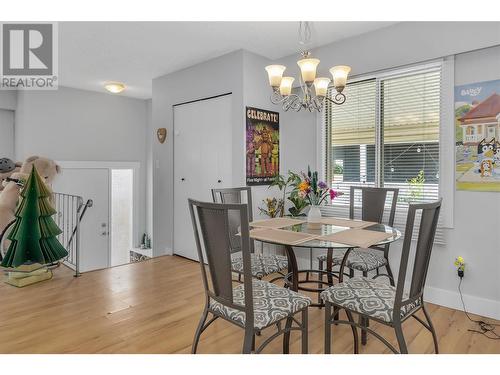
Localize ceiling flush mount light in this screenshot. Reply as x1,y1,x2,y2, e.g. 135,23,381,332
104,81,126,94
264,22,351,112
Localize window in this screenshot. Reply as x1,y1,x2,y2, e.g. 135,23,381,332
323,65,443,241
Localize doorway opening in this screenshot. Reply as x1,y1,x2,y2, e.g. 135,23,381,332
111,169,134,267
53,161,139,272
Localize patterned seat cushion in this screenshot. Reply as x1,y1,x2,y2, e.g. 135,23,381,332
210,280,311,330
318,249,387,272
231,252,288,279
320,277,421,323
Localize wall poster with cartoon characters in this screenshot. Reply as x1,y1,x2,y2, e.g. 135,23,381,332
246,106,280,185
455,79,500,191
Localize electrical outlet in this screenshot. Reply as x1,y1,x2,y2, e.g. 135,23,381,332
454,256,465,278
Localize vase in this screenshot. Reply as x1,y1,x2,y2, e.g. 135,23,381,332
307,205,322,223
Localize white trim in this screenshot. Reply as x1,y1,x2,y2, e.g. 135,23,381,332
439,55,455,229
56,160,140,170
348,60,444,84
425,285,500,321
316,107,324,179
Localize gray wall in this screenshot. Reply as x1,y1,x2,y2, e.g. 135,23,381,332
0,91,16,111
273,22,500,319
0,109,15,159
14,86,149,245
243,51,317,220
152,49,318,256
152,50,244,255
438,46,500,318
276,22,500,80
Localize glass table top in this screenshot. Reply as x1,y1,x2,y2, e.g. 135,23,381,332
273,222,401,249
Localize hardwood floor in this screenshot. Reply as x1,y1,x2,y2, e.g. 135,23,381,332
1,255,499,354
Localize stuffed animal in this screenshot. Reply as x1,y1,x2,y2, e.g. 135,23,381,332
0,158,22,193
0,172,24,253
19,156,60,186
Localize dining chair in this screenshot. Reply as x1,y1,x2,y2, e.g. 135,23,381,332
318,186,399,285
321,199,442,354
189,199,311,354
212,187,288,282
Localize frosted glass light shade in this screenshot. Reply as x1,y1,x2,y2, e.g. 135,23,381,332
297,58,320,83
279,77,295,96
313,77,331,97
265,65,286,87
329,65,351,90
104,82,126,94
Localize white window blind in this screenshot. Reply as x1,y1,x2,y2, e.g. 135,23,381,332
323,65,444,244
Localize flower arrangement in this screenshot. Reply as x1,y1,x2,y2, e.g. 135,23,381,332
260,168,343,219
297,166,343,206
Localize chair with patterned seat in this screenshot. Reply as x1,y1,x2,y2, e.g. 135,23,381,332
321,199,442,354
212,187,288,282
189,199,311,354
318,186,399,284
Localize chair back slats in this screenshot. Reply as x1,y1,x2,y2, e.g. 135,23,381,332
212,187,253,219
212,187,254,254
394,199,442,317
196,205,235,302
189,200,254,309
349,186,399,226
408,203,441,297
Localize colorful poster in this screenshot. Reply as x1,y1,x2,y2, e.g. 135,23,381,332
246,107,280,185
455,79,500,192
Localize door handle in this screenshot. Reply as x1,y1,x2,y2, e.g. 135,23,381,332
218,179,222,183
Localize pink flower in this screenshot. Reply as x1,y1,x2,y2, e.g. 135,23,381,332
329,189,343,200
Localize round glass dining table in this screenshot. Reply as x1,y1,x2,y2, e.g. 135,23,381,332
253,221,401,308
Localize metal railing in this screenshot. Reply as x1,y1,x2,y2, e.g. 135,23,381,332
53,192,93,277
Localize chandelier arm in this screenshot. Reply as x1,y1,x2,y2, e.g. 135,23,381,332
283,94,302,112
325,92,346,105
270,90,286,105
313,97,324,112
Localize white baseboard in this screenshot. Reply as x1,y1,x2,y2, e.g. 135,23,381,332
425,285,500,320
152,247,173,257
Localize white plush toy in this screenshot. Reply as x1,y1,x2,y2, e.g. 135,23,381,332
0,172,24,252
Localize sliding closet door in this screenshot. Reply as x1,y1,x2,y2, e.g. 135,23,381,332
173,94,232,260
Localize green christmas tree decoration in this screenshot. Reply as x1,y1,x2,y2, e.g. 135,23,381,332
1,166,68,268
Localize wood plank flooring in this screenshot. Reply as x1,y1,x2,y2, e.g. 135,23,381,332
1,255,499,354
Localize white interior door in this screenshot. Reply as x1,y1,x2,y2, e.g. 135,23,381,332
173,94,232,260
53,168,110,272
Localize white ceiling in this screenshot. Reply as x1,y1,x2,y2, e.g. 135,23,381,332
59,22,396,99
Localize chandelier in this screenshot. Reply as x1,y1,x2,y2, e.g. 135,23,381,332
264,22,351,112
